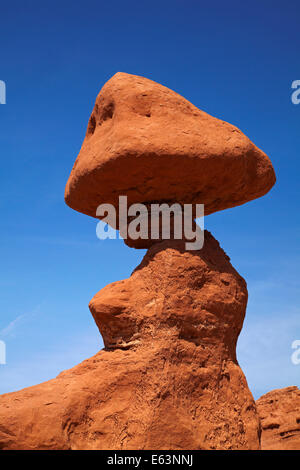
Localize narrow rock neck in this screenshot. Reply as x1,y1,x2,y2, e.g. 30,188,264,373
89,232,247,363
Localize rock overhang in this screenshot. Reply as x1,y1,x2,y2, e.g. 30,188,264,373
65,72,276,227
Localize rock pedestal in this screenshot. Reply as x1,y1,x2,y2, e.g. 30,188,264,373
0,232,260,450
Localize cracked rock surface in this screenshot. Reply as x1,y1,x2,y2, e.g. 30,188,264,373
257,386,300,450
0,232,260,450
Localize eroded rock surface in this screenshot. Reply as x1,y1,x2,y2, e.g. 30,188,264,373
257,386,300,450
65,72,275,227
0,232,260,450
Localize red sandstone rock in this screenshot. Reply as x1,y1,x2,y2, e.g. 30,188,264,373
65,72,276,228
0,75,277,450
257,386,300,450
0,232,260,450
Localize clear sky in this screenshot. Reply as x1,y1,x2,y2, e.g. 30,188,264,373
0,0,299,399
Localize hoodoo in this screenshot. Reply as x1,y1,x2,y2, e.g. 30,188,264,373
0,73,276,450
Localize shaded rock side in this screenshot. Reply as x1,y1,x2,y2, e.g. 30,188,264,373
0,232,260,450
257,386,300,450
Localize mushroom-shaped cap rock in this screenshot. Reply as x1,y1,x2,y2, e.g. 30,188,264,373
65,72,276,223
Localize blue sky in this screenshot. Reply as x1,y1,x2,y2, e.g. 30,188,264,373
0,0,299,399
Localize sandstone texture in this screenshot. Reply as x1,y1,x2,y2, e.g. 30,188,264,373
257,386,300,450
65,72,275,226
0,73,278,450
0,232,260,450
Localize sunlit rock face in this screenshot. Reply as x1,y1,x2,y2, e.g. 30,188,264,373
0,73,277,450
0,232,260,450
65,72,275,229
257,386,300,450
